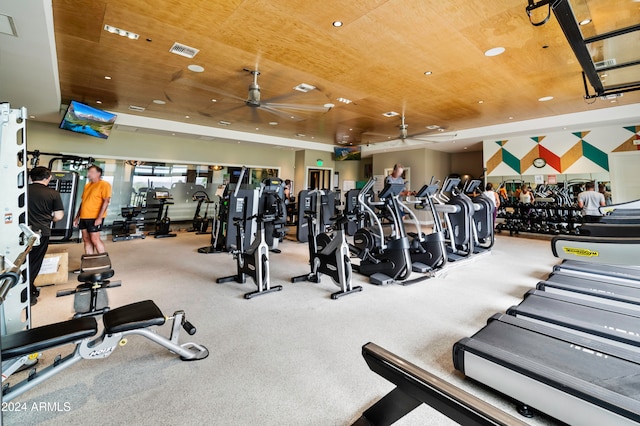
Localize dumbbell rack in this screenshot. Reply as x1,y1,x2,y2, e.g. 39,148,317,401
496,200,583,237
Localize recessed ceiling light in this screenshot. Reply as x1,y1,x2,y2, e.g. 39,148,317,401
324,103,335,109
426,125,440,130
349,128,353,131
185,115,190,118
464,147,468,150
96,100,103,104
383,111,400,117
478,100,484,104
424,71,433,75
311,136,315,139
104,25,139,40
452,141,456,144
29,115,35,119
104,76,112,80
508,116,513,120
332,21,343,27
538,96,554,102
610,99,617,103
187,64,205,73
255,127,259,130
579,19,592,26
211,99,217,102
296,133,306,137
269,121,278,126
438,128,445,132
218,120,231,126
337,97,352,104
171,133,176,136
237,141,241,144
563,127,567,130
153,99,166,105
484,47,505,57
290,116,295,119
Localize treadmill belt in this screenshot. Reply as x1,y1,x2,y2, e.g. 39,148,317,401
555,260,640,283
508,290,640,347
454,315,640,423
539,277,640,308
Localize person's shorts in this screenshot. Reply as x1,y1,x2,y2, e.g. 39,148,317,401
79,218,103,232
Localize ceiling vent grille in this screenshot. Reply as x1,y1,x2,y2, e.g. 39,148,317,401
128,105,146,112
594,58,616,70
294,83,316,93
169,42,200,59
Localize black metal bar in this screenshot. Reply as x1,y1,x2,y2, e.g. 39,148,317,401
584,24,640,44
552,0,605,95
356,342,528,426
585,84,640,99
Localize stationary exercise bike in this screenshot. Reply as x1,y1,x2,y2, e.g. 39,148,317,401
149,190,177,238
216,169,283,299
188,191,212,234
291,189,363,299
112,206,146,242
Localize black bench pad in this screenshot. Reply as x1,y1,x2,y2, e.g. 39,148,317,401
103,300,165,334
80,253,112,271
1,318,98,359
78,269,114,283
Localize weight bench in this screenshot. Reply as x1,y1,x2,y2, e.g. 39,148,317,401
1,300,208,402
56,253,122,318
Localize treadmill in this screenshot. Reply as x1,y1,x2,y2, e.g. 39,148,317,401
507,289,640,351
551,235,640,266
580,223,640,238
539,272,640,310
453,314,640,425
553,259,640,284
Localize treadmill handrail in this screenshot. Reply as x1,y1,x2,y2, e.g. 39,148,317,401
357,342,528,426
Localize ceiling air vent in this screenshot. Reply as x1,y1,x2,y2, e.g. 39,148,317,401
294,83,316,93
382,111,399,117
600,93,623,101
128,105,146,112
169,42,200,59
594,58,616,70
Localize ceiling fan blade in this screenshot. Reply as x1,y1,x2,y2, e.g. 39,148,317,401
174,78,246,102
258,105,305,121
261,92,304,104
263,102,329,112
408,132,457,141
251,107,261,123
362,131,396,138
212,104,248,117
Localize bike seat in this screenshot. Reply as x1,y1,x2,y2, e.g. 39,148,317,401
78,269,115,283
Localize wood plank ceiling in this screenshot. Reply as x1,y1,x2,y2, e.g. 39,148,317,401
52,0,640,145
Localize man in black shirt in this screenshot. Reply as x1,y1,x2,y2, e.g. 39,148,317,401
28,167,64,305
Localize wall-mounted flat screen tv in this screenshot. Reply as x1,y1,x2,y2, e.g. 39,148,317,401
59,100,117,139
334,146,361,161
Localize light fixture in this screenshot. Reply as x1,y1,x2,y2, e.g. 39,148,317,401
316,159,324,166
211,165,223,171
324,103,335,109
28,115,35,119
187,64,205,73
438,128,445,132
478,100,484,104
464,147,468,150
508,116,513,120
218,120,231,126
610,99,617,103
269,121,278,126
255,127,259,130
237,141,241,144
296,133,306,137
104,76,112,80
96,100,103,104
424,71,433,75
104,25,139,40
383,111,400,117
349,128,353,131
426,125,440,130
484,47,505,57
538,96,554,102
153,99,166,105
579,18,592,26
336,97,352,104
185,115,190,118
332,21,343,27
294,83,316,92
171,133,176,136
211,99,217,102
125,160,145,167
290,116,295,119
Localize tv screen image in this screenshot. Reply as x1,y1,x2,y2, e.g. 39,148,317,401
59,101,117,139
334,146,361,161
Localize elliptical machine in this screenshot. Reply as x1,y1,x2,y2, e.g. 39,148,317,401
216,168,283,299
464,179,495,252
400,178,447,271
291,189,363,299
433,177,474,260
351,178,429,286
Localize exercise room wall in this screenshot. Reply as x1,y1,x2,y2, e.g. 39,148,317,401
371,147,452,188
450,150,483,178
26,121,296,178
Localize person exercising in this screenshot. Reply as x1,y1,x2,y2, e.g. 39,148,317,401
73,165,111,254
578,181,606,223
386,163,412,196
28,167,64,305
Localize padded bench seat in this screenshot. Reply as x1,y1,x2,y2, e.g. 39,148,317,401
78,268,115,284
103,300,165,334
80,253,112,271
1,318,98,360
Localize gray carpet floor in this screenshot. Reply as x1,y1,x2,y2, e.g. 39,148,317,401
5,232,562,425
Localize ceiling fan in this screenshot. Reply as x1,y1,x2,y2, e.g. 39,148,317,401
362,114,456,145
174,68,331,122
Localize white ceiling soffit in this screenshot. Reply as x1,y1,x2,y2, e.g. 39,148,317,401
113,112,333,152
363,102,640,155
0,0,60,118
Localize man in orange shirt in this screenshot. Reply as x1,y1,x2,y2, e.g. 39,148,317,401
73,165,111,254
